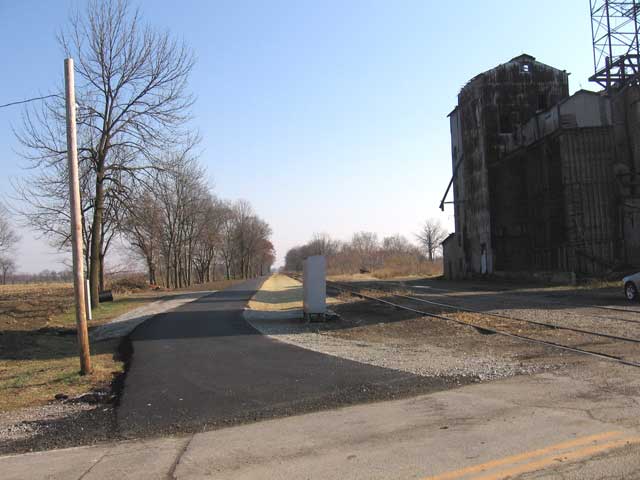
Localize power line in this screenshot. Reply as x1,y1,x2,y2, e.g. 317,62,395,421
0,94,60,110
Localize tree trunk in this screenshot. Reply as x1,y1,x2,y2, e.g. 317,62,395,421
89,169,105,308
147,258,156,284
99,252,105,292
173,252,179,288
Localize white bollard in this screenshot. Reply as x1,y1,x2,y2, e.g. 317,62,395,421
85,279,92,321
303,255,326,321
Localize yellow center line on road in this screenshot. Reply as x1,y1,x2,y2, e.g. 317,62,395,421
422,431,626,480
471,436,640,480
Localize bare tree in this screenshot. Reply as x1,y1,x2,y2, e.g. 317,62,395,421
307,233,340,256
416,219,448,261
0,204,19,254
382,234,412,255
0,257,16,284
121,189,163,284
192,198,226,283
350,231,380,272
229,200,273,279
16,0,195,306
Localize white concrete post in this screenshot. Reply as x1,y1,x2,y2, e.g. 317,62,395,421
303,255,326,320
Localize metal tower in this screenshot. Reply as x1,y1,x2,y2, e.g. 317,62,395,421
590,0,640,89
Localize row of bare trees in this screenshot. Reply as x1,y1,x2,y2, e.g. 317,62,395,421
284,223,446,277
14,0,274,297
122,156,274,288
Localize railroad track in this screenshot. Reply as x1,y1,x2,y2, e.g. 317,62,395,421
353,280,640,326
286,274,640,369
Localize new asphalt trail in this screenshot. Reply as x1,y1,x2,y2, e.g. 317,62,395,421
117,277,463,438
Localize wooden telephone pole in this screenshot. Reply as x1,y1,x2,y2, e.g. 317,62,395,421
64,58,92,375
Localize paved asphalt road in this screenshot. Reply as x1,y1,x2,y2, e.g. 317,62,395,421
117,278,458,438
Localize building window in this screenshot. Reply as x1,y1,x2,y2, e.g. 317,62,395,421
499,108,513,134
511,111,520,129
522,64,530,73
538,93,547,110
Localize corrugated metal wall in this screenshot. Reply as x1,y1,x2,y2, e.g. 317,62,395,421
560,128,618,273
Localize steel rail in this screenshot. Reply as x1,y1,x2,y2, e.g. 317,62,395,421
318,278,640,369
329,280,640,345
375,280,640,326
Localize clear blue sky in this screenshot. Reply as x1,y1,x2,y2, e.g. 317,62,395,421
0,0,597,272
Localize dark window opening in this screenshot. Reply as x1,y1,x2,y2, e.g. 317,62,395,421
511,111,520,130
499,109,513,134
538,93,547,110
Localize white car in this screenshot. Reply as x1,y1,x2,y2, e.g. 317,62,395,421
623,272,640,301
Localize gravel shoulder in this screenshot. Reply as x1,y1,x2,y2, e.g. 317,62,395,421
245,275,570,383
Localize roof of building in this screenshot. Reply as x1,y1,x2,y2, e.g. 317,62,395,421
510,53,537,63
449,53,569,115
529,89,604,118
441,233,456,246
464,53,566,86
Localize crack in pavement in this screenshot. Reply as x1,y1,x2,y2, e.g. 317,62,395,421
168,435,195,480
76,450,109,480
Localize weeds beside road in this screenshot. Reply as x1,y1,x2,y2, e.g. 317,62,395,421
0,283,159,413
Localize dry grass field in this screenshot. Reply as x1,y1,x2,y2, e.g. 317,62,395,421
0,283,167,412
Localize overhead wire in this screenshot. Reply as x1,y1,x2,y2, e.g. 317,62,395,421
0,94,60,110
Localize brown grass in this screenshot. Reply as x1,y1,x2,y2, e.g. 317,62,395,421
0,283,164,413
0,338,122,412
370,259,443,279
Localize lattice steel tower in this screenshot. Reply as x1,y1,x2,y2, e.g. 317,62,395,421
590,0,640,89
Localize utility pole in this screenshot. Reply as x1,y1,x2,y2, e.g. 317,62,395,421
64,57,92,375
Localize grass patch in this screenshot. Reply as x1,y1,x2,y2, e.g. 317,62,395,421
0,284,162,413
0,338,122,412
49,292,164,329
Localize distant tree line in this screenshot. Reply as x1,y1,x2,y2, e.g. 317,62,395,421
284,222,446,278
5,270,74,285
13,0,274,297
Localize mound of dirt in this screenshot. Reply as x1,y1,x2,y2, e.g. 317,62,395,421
108,276,150,294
